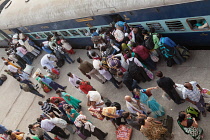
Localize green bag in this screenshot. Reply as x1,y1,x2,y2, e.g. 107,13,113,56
186,106,200,120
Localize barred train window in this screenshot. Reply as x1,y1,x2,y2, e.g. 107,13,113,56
165,21,185,31
44,32,53,37
187,17,209,30
146,22,165,32
60,31,71,37
68,30,80,36
129,24,144,30
37,33,47,38
31,34,40,39
78,29,89,36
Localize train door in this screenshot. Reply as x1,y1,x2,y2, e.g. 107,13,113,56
103,14,125,26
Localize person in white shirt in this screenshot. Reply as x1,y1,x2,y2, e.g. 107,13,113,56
41,54,57,70
41,119,69,139
97,65,122,89
67,72,82,88
4,62,19,73
49,112,74,133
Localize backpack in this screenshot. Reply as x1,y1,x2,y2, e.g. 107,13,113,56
80,124,91,137
176,45,190,60
159,37,175,58
186,106,200,120
20,83,31,92
128,58,141,75
144,35,154,50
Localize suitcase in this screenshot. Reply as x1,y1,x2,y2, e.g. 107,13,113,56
116,125,132,140
76,130,87,140
56,59,65,68
43,85,51,93
161,115,173,134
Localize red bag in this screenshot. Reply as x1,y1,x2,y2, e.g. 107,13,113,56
51,68,60,75
88,107,104,120
43,85,51,93
116,125,132,140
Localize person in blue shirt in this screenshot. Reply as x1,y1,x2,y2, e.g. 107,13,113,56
37,74,67,91
0,125,7,134
158,35,185,65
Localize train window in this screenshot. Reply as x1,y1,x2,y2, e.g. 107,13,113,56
146,22,165,32
187,18,209,30
44,32,53,37
129,24,145,30
60,31,71,37
37,33,47,38
68,30,80,36
78,29,90,36
165,21,185,31
31,34,40,39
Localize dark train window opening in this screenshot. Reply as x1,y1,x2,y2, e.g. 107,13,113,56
187,17,209,30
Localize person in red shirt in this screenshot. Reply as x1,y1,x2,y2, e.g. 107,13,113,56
76,80,95,94
132,43,156,70
48,97,65,104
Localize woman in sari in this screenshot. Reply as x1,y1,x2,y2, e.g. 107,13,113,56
133,87,165,118
65,105,80,123
177,111,203,140
139,117,172,140
56,90,81,110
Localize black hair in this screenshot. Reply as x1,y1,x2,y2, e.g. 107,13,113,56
142,29,148,35
91,51,97,57
16,77,21,82
156,71,163,77
117,71,123,76
178,112,186,122
101,46,107,52
46,98,50,103
86,46,92,50
76,80,81,84
28,124,33,129
6,130,12,135
26,137,32,140
67,72,72,76
150,27,155,33
54,99,60,104
186,119,194,128
4,62,9,65
137,118,145,126
126,53,131,58
37,118,42,122
56,90,61,94
77,57,81,63
132,43,137,48
122,112,130,118
38,101,43,105
124,37,130,42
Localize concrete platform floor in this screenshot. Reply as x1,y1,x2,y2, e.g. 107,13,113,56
0,49,210,140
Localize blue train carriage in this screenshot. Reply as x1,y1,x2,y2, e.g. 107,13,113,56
0,0,209,48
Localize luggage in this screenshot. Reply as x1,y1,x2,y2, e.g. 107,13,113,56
111,102,121,110
76,129,88,140
56,59,65,67
80,124,91,137
144,35,154,50
176,45,190,60
51,68,60,75
186,106,200,120
128,58,141,75
161,115,173,134
102,107,117,118
43,85,51,93
116,125,132,140
88,107,104,120
0,74,7,81
20,83,31,92
200,88,210,98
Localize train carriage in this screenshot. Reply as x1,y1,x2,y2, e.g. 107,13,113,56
0,0,209,48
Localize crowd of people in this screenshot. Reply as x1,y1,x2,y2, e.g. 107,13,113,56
0,18,208,140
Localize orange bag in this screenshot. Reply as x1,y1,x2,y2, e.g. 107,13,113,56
116,125,132,140
43,85,51,93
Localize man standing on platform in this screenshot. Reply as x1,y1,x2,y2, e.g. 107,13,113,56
156,71,184,104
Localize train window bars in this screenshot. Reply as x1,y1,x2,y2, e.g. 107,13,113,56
187,17,209,31
78,29,90,36
68,30,81,36
165,20,185,31
59,31,71,37
146,22,165,32
44,32,53,37
37,33,47,38
128,24,145,30
31,34,40,39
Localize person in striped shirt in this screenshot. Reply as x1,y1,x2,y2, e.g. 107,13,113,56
38,101,61,118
